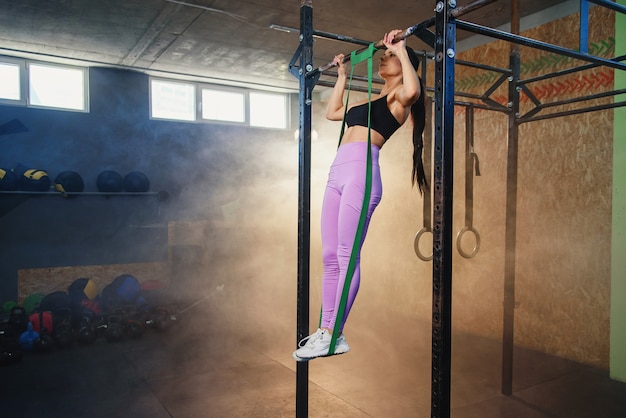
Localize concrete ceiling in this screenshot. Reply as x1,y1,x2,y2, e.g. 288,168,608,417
0,0,570,91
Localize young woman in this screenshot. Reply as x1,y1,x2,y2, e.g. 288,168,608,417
294,29,427,361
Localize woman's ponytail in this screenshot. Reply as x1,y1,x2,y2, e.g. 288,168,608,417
410,77,428,194
406,47,428,194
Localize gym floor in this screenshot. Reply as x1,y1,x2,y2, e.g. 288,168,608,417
2,299,626,418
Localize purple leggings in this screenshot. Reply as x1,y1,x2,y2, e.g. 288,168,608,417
320,142,382,333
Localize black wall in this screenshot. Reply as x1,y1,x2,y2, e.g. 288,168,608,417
0,66,296,300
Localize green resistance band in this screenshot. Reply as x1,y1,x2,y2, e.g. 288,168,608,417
325,42,377,355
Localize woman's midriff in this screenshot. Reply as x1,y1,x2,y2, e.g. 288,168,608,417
340,125,386,149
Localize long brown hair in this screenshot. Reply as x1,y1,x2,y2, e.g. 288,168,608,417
406,47,428,195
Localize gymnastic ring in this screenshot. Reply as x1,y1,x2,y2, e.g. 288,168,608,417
456,226,481,259
414,227,433,262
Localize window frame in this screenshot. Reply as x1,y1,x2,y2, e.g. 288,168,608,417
249,90,290,130
149,78,197,122
0,57,27,106
26,60,89,112
200,86,248,124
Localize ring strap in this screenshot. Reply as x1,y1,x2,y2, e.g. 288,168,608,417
457,106,481,258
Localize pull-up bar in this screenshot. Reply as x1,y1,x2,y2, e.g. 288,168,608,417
309,20,433,75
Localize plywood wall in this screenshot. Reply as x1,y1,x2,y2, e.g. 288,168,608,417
448,6,614,367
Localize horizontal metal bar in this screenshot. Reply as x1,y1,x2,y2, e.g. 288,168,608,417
587,0,626,14
454,100,510,113
450,0,499,18
311,29,372,47
316,80,381,94
319,71,385,85
519,99,626,123
269,24,373,47
405,52,510,75
456,20,626,72
421,51,510,74
455,59,512,74
454,90,510,111
521,88,626,119
541,87,626,109
164,0,247,20
520,55,626,85
311,18,437,75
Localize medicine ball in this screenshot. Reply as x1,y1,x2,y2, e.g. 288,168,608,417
23,293,45,314
124,171,150,192
68,278,100,321
2,300,17,314
54,171,84,197
68,277,99,301
19,169,50,191
0,168,18,191
39,291,72,316
97,170,124,192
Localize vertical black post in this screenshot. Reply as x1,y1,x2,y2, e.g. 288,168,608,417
431,1,455,417
501,52,520,397
296,1,314,417
501,0,520,397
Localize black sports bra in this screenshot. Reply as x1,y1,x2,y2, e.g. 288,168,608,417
345,95,402,140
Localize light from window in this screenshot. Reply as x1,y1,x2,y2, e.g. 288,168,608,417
202,89,245,122
0,62,21,101
29,63,86,110
250,91,287,129
151,79,196,121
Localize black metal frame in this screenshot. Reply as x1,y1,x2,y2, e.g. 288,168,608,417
289,2,314,417
290,0,626,417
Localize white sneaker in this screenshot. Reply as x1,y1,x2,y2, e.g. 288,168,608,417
335,333,350,355
292,329,349,361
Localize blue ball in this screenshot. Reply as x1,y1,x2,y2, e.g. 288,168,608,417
124,171,150,192
19,169,50,192
0,168,18,191
55,171,84,196
97,170,124,192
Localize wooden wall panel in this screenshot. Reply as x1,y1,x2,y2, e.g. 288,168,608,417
450,6,615,367
18,262,170,303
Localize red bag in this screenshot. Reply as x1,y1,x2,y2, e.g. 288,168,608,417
29,311,54,334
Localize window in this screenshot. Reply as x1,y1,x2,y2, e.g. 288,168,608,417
0,62,21,101
249,91,288,129
0,58,25,105
149,76,290,129
28,62,87,111
202,89,245,122
0,58,87,110
150,79,196,121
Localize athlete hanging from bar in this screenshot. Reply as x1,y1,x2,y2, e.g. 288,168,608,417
293,29,427,361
